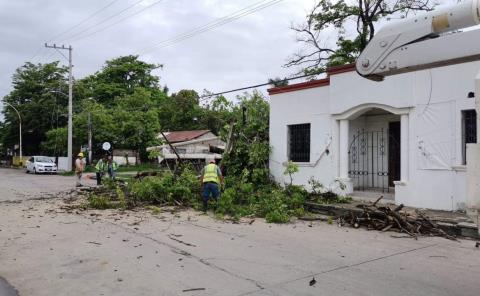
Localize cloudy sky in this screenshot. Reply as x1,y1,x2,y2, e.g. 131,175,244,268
0,0,316,111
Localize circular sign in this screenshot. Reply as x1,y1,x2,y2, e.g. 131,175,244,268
102,142,111,151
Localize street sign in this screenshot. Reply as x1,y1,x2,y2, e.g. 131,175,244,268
102,142,111,151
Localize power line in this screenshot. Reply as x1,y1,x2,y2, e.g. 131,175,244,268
69,0,167,43
47,0,121,42
60,0,146,42
139,0,284,55
140,0,282,54
30,0,121,61
198,72,320,101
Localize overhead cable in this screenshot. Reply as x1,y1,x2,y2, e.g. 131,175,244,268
30,0,121,61
60,0,146,42
139,0,284,55
47,0,121,42
68,0,167,43
199,72,320,101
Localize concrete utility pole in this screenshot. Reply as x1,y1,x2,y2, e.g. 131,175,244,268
88,111,92,165
45,43,73,171
4,102,22,163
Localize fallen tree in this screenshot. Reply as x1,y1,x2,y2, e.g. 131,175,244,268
338,196,457,240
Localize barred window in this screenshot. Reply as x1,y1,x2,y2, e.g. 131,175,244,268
462,109,477,164
288,123,310,162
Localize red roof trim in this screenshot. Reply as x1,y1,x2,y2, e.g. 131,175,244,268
268,63,356,95
268,78,330,95
326,63,356,76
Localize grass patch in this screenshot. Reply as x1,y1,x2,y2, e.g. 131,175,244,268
116,163,158,172
309,194,353,204
146,205,162,215
88,194,112,209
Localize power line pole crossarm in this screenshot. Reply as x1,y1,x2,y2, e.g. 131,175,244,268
45,43,74,171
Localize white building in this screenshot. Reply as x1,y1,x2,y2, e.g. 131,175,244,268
147,130,225,163
268,62,478,211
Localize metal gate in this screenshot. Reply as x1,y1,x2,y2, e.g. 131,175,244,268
348,128,398,192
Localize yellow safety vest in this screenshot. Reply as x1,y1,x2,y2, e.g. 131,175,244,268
203,163,220,184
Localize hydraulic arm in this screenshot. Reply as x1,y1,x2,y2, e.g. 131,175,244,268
356,0,480,81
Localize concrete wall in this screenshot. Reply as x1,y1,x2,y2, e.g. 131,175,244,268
113,156,137,166
269,61,480,210
269,85,338,190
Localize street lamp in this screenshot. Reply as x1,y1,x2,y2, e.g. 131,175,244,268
4,102,22,164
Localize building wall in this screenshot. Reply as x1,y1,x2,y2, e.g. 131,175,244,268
113,156,137,166
270,85,338,190
269,61,480,210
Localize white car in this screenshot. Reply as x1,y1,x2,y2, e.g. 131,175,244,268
26,156,58,174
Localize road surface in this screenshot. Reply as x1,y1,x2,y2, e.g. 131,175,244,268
1,197,479,296
0,168,95,201
0,277,18,296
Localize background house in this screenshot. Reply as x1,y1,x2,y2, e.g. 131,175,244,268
147,130,225,167
112,149,137,166
268,62,478,211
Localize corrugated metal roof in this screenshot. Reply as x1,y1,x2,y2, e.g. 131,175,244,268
163,130,210,143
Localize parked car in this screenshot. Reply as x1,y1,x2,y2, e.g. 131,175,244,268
26,156,57,174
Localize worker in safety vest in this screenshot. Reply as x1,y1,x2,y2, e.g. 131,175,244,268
95,156,107,185
200,158,224,212
107,156,118,180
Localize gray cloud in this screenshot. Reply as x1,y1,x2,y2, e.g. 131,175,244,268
0,0,314,117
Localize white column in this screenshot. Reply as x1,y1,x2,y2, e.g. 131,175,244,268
400,114,409,182
339,119,349,179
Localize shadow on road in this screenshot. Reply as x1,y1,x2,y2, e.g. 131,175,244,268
0,277,19,296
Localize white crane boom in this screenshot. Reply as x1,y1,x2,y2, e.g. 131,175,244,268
356,0,480,81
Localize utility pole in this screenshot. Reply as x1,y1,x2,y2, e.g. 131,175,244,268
88,111,92,165
45,43,73,171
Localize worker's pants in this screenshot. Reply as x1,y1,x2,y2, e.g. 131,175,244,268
108,168,116,180
76,172,82,187
202,182,220,211
96,172,103,185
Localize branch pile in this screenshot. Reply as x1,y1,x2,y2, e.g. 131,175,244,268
338,197,457,240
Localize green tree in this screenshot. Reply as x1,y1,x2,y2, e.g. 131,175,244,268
158,89,203,131
286,0,433,74
221,92,270,184
77,55,163,106
73,99,116,158
2,61,68,155
198,95,235,135
41,127,67,156
113,88,161,160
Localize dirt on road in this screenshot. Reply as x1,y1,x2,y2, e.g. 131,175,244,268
1,195,480,296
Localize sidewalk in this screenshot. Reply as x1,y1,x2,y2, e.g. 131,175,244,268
305,199,480,240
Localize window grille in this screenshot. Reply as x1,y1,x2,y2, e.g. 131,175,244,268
462,109,477,164
288,123,310,162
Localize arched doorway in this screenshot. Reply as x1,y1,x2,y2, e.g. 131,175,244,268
334,103,410,197
347,108,400,192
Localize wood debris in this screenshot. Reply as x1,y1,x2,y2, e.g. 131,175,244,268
338,197,457,240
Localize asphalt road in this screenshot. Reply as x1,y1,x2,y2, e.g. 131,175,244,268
1,198,479,296
0,168,95,201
